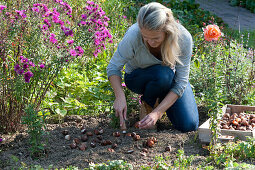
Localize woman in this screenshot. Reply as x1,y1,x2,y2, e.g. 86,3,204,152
107,2,199,132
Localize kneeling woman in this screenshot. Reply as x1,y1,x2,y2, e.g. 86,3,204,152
107,2,199,132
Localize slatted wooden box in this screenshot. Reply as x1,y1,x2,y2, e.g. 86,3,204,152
198,104,255,143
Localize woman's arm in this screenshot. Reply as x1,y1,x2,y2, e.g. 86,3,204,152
138,91,178,129
109,75,127,130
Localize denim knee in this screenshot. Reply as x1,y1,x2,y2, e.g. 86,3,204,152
175,120,199,132
154,67,174,91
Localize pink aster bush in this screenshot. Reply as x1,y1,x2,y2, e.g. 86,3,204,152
0,0,112,133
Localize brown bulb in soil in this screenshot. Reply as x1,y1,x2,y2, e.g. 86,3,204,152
105,140,112,145
126,133,132,137
86,131,93,136
241,120,248,126
147,139,155,148
70,143,77,149
113,132,121,137
81,135,88,142
94,129,100,135
90,142,96,148
79,143,87,151
223,113,230,119
133,135,140,141
235,118,241,124
131,132,136,137
222,124,229,129
98,128,104,135
151,137,157,143
74,138,80,144
251,118,255,124
62,130,69,136
97,135,103,140
250,114,255,119
232,120,238,126
101,140,107,146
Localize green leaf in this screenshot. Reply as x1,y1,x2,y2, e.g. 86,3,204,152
55,108,67,116
194,59,200,68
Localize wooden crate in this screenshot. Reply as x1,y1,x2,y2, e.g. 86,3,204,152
198,104,255,143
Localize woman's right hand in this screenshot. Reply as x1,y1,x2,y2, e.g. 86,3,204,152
113,97,127,129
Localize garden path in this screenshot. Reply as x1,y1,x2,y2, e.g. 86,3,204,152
195,0,255,31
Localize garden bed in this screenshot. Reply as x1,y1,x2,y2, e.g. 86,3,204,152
0,111,209,169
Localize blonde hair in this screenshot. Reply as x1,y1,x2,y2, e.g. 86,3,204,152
137,2,182,67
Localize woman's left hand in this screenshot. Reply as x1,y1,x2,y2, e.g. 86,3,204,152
138,111,162,129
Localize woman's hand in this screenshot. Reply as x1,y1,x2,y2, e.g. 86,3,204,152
113,97,127,129
138,111,163,129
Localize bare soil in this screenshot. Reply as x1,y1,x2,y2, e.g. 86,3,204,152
0,108,209,169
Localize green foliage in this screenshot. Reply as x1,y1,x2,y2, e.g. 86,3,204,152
42,56,114,116
22,104,48,158
209,137,255,167
191,31,255,106
173,149,194,169
0,0,112,133
88,160,133,170
229,0,255,13
43,0,133,118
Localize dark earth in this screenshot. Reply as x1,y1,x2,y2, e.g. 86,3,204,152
0,106,210,169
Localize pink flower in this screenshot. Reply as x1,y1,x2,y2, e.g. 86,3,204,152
69,49,77,56
87,1,95,5
49,34,58,44
121,83,126,87
0,5,7,10
24,71,34,83
15,10,27,18
32,7,39,12
40,64,45,69
76,46,84,56
67,40,74,44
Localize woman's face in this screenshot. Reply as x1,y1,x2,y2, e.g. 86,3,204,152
140,28,166,48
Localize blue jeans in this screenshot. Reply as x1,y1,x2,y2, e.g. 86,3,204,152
124,64,199,132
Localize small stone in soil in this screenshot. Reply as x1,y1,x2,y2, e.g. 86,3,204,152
81,128,86,134
81,135,88,142
90,142,96,148
140,152,146,156
142,148,148,153
65,135,71,140
111,143,117,149
108,148,115,152
98,129,104,134
165,146,171,152
126,149,134,154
